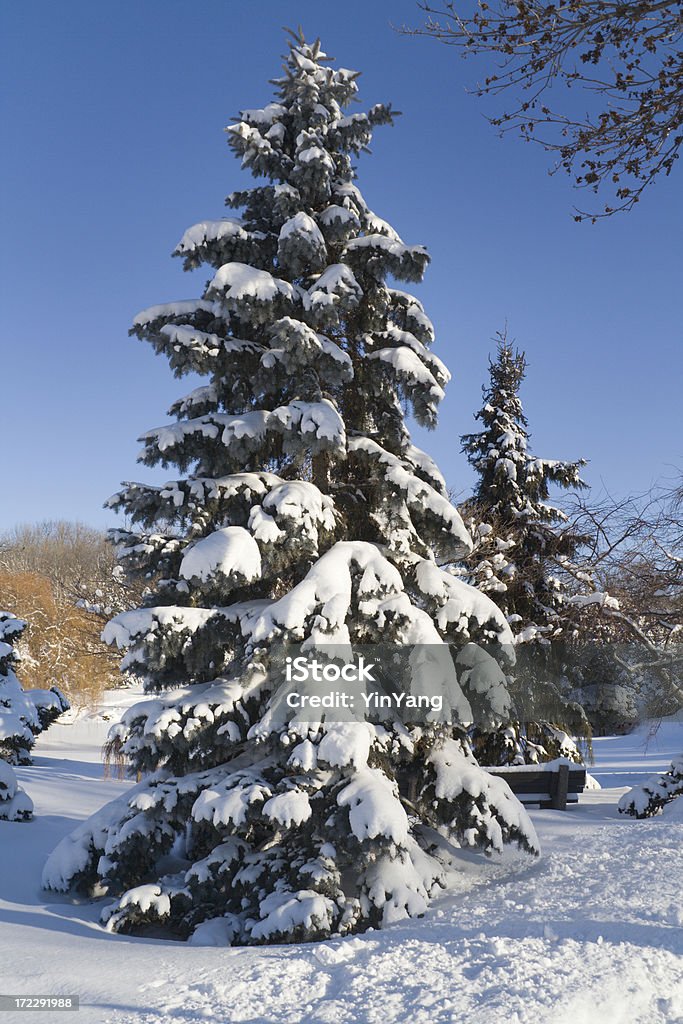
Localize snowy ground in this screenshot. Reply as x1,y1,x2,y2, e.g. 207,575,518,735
1,692,682,1024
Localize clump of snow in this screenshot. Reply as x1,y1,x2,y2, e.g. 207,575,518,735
388,288,436,343
345,234,426,259
208,262,298,306
192,773,271,829
239,102,287,126
271,399,346,454
188,916,241,946
179,527,261,584
567,592,620,610
364,211,402,240
307,264,363,316
279,211,324,245
247,541,401,646
262,789,312,828
337,767,409,844
296,145,335,170
263,480,335,532
132,299,215,328
317,722,373,769
174,219,262,254
404,443,447,492
102,606,217,651
250,890,336,942
139,409,270,457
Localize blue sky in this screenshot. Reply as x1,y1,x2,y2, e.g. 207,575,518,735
1,0,681,531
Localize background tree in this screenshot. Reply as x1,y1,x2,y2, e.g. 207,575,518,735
0,521,142,705
405,0,683,219
0,520,141,616
44,32,538,946
566,481,683,728
0,612,69,821
460,332,594,762
461,331,589,629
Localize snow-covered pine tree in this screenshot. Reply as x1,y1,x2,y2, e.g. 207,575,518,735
0,613,33,821
0,612,69,821
461,333,591,764
461,333,589,626
44,32,538,944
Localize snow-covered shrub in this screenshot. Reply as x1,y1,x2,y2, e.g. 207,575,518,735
618,755,683,818
44,32,538,943
0,758,33,822
0,612,67,820
0,612,69,766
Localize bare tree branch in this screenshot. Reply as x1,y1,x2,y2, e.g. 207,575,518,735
403,0,683,219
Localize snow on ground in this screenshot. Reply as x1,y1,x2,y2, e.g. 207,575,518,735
590,717,683,788
1,691,682,1024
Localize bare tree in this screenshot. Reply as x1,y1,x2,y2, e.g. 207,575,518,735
404,1,683,219
0,520,140,618
0,521,145,705
566,481,683,715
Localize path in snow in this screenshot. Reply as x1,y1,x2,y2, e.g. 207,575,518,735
1,697,682,1024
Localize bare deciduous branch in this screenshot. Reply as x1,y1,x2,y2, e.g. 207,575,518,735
403,1,683,219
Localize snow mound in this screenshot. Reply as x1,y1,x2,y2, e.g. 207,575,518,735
179,527,261,584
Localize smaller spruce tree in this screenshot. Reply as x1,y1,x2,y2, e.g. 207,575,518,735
0,612,69,820
461,333,591,764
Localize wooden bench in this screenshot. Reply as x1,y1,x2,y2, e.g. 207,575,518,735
484,759,587,810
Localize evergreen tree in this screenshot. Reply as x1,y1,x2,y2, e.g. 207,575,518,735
0,612,69,821
461,333,591,764
462,333,588,628
45,32,538,944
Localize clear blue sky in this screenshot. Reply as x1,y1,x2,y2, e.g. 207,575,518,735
1,0,681,531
